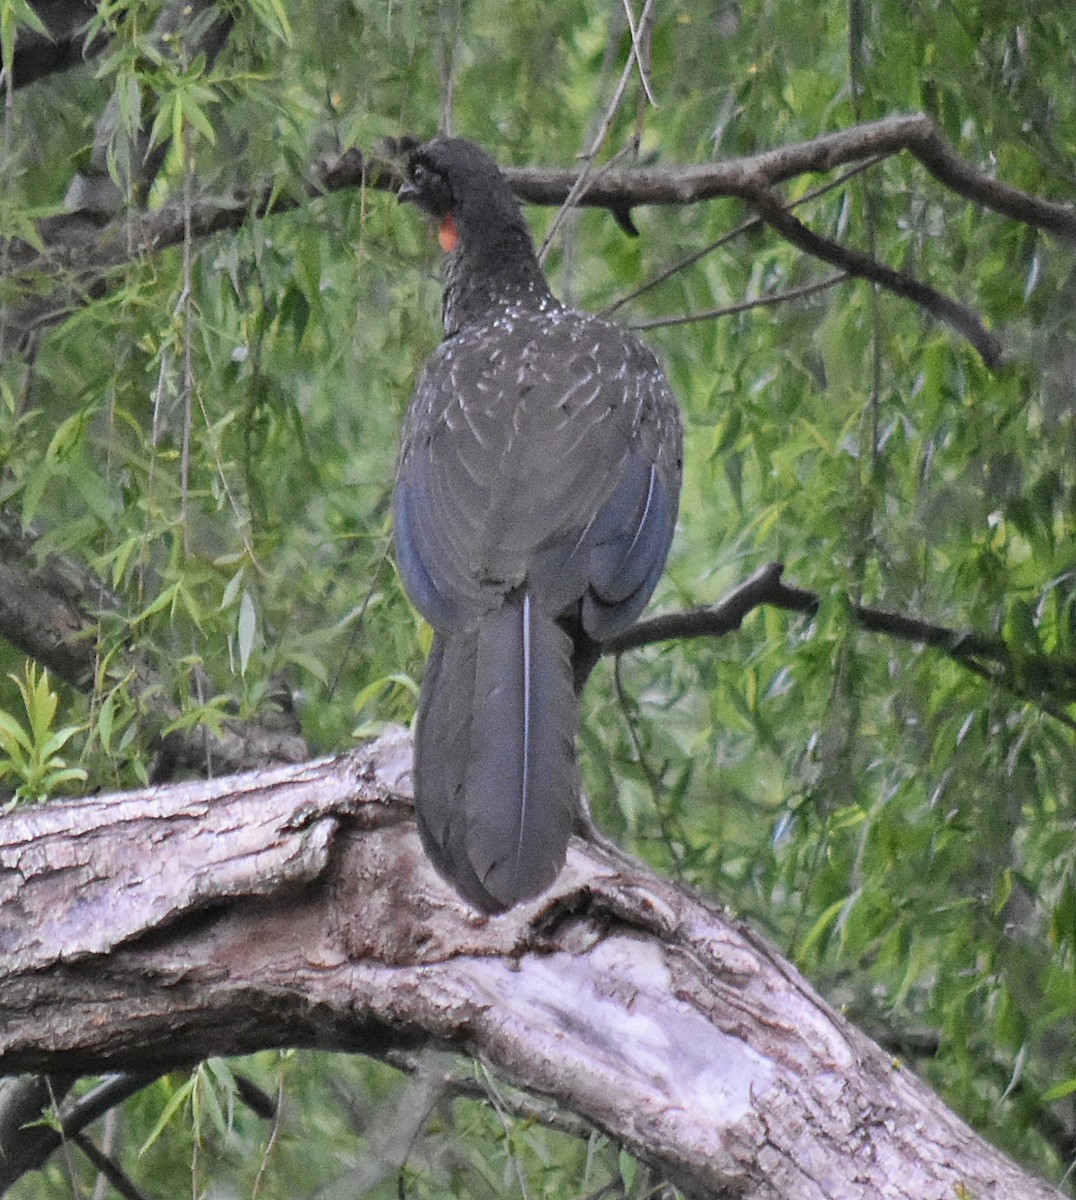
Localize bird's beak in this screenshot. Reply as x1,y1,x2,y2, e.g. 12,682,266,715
397,180,419,204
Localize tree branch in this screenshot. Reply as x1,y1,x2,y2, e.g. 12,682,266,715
0,1068,271,1194
742,187,1004,368
0,729,1058,1199
606,562,1076,717
68,1131,151,1200
0,145,372,355
4,533,1070,777
3,1,103,90
504,113,1076,238
0,1074,77,1190
4,114,1073,359
0,510,106,689
60,1,235,219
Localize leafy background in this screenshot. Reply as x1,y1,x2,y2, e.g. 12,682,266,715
2,0,1075,1194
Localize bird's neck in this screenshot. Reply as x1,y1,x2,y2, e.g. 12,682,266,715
441,229,555,334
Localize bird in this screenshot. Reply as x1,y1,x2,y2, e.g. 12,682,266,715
393,137,682,912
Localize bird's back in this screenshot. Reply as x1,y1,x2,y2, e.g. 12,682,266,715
396,300,681,635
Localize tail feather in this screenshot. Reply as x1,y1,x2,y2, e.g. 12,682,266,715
414,598,578,911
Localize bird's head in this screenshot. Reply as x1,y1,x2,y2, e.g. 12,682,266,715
398,137,529,256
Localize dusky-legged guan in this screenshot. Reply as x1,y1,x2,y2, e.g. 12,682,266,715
393,138,682,912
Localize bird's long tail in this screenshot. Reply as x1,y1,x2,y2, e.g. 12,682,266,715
414,595,578,911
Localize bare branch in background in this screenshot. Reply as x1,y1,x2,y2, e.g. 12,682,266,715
506,114,1076,237
742,185,1004,367
64,1,234,218
5,114,1072,363
630,273,849,330
538,0,660,261
2,1,102,89
603,155,884,316
606,562,1076,726
3,516,1070,789
0,1068,273,1194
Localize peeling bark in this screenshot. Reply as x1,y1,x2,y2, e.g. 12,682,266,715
0,728,1055,1199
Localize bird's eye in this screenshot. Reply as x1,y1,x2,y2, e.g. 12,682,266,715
410,162,431,187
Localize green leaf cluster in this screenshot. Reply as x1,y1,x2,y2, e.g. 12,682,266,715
0,663,86,804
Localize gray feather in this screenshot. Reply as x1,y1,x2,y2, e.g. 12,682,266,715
414,601,577,912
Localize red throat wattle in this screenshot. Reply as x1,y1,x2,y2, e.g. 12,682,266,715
438,213,459,253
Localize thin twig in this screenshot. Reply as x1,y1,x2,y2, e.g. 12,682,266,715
250,1060,287,1200
621,0,657,108
180,123,194,555
479,1062,534,1200
631,0,654,149
612,656,686,879
629,273,848,329
538,0,659,262
438,0,460,136
326,536,394,701
602,156,883,316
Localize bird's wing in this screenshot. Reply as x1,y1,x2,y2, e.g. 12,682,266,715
393,312,681,633
519,318,682,638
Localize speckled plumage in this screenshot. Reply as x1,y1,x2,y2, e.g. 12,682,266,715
393,138,682,912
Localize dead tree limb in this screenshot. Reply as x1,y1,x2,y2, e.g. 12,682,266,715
0,728,1058,1199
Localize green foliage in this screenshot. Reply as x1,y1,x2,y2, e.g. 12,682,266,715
3,0,1076,1193
0,663,86,805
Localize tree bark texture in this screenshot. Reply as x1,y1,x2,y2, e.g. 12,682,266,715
0,729,1055,1199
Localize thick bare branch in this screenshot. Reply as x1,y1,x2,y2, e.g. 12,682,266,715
0,1075,77,1191
62,1,235,219
0,728,1057,1199
604,157,879,317
505,113,1076,237
3,1,101,89
0,148,371,353
0,1073,152,1195
0,511,103,688
608,562,994,655
906,120,1076,238
0,1066,272,1192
